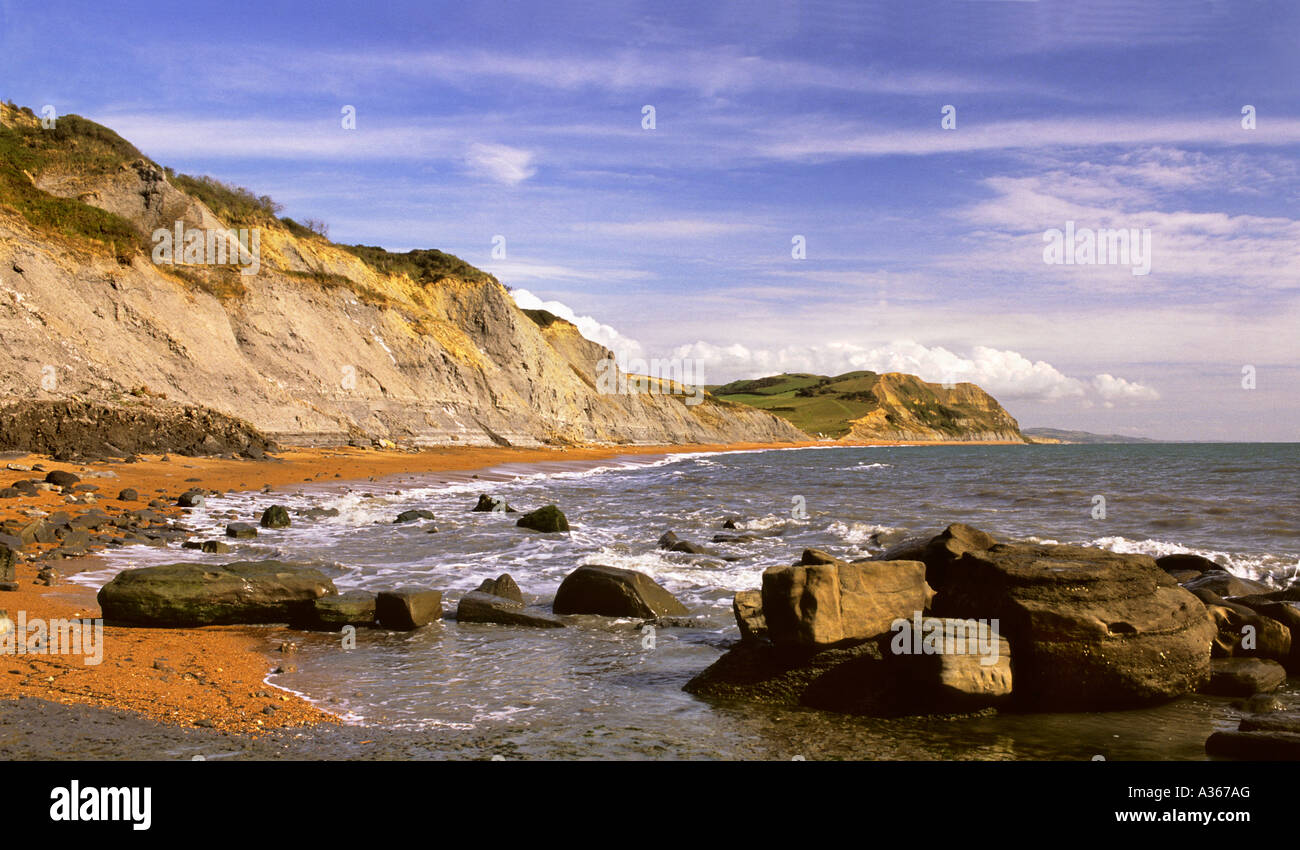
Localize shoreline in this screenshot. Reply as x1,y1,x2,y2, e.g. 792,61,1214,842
0,437,1025,740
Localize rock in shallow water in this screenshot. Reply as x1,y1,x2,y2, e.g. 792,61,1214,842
516,505,569,533
260,505,291,529
761,550,933,648
456,591,564,628
1201,657,1288,696
475,574,523,604
553,564,686,618
375,587,443,630
920,523,1215,709
97,560,336,626
297,591,377,631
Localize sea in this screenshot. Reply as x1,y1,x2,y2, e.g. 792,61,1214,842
72,442,1300,760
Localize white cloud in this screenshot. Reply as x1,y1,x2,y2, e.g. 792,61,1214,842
1092,373,1160,404
668,338,1161,406
465,142,536,185
511,289,644,359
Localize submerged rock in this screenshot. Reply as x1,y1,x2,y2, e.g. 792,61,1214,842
472,494,516,513
456,591,565,628
516,505,569,533
394,509,435,524
553,564,686,618
97,560,336,626
225,522,258,539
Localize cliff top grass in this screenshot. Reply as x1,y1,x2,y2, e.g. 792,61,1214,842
0,102,146,257
0,102,495,290
339,244,497,287
710,371,1001,438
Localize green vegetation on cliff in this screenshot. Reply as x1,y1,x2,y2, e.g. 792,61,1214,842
711,371,1023,441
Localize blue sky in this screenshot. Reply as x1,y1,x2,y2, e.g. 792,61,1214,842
2,0,1298,439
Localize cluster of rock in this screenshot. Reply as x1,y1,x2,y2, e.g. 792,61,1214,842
687,522,1300,723
94,496,684,638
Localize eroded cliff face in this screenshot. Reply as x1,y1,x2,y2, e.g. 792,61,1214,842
0,109,805,448
842,373,1023,442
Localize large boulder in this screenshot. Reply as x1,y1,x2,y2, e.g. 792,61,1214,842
553,564,687,617
516,505,569,533
456,591,565,628
919,524,1215,709
97,560,337,626
375,588,443,630
760,550,933,648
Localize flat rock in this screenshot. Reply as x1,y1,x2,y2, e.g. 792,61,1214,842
297,590,377,631
97,560,336,626
456,591,564,628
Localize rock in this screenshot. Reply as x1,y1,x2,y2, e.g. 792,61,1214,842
375,588,443,630
919,523,1215,709
658,530,711,555
297,591,377,631
456,591,565,628
881,616,1014,712
0,544,17,592
1235,693,1287,713
733,590,767,642
260,505,291,529
721,516,740,529
760,551,933,648
1204,604,1291,663
201,540,231,554
1156,553,1221,574
1233,597,1300,672
177,490,206,508
472,494,516,513
474,574,524,604
1201,658,1288,696
394,509,435,524
225,522,258,539
553,564,687,618
684,635,1007,717
1206,730,1300,760
516,505,569,533
1183,570,1272,599
97,560,337,626
44,470,80,488
875,537,931,562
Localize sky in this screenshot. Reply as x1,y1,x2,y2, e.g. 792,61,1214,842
1,0,1297,440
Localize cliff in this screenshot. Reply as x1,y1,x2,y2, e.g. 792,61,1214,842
0,104,806,451
710,371,1024,442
